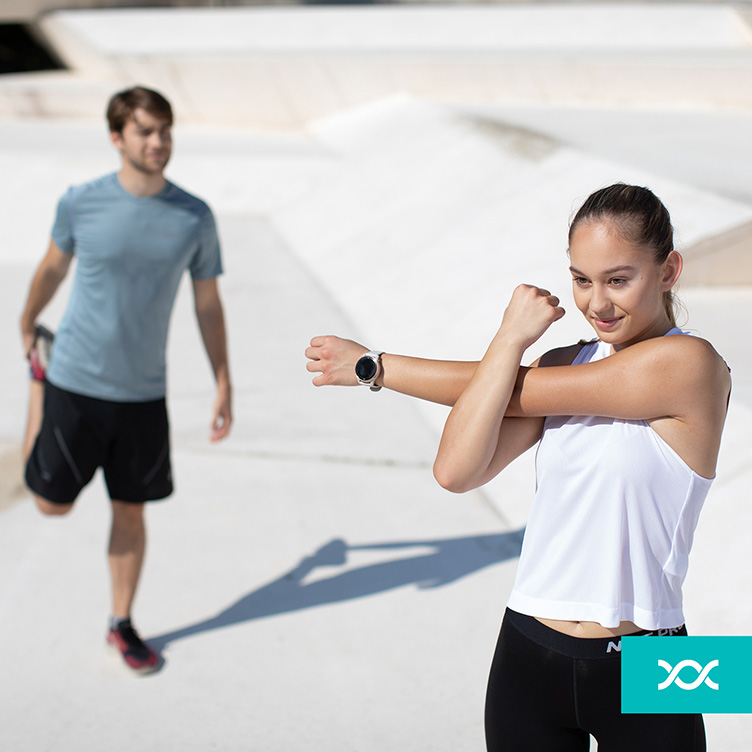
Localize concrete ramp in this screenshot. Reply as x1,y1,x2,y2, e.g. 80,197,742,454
274,96,752,365
267,96,752,530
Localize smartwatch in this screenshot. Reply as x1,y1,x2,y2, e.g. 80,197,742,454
355,350,384,391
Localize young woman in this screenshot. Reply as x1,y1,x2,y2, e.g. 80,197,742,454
306,184,731,751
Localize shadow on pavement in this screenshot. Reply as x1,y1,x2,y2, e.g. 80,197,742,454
149,529,524,652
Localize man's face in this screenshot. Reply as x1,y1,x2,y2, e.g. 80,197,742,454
111,108,172,175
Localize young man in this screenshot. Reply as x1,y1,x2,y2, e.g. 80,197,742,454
20,86,232,674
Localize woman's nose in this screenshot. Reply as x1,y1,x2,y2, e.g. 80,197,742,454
589,285,611,314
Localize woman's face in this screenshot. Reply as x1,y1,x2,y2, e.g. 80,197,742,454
568,220,677,351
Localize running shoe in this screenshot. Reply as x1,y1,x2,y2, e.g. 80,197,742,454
29,324,54,382
107,618,160,674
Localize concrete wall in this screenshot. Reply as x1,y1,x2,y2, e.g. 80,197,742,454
0,6,749,128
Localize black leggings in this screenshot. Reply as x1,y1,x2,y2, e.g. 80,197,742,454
485,609,706,752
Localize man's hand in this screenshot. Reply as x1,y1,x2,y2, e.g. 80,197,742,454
20,240,72,360
306,335,369,387
210,384,232,442
192,277,232,442
21,325,36,360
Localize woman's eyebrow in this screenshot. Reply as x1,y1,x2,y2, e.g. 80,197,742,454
569,264,636,275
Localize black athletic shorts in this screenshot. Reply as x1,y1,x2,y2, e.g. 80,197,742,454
485,608,705,752
25,381,173,505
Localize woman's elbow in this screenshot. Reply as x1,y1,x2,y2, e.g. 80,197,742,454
433,461,474,494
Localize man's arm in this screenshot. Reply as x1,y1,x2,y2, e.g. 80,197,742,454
306,335,478,406
192,277,232,442
19,240,73,355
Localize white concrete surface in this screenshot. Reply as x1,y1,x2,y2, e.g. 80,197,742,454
1,103,750,752
0,4,750,751
3,5,751,127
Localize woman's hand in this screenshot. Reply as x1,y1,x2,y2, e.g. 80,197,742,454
306,335,368,386
497,284,565,350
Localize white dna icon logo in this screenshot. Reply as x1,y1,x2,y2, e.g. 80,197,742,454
658,659,719,691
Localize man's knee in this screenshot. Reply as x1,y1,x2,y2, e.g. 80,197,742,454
34,495,74,516
111,500,145,528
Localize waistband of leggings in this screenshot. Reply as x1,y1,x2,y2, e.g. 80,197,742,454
503,608,687,660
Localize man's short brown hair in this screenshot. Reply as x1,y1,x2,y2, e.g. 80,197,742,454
106,86,173,133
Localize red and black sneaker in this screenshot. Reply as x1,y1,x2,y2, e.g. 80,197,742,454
107,618,160,674
29,324,54,382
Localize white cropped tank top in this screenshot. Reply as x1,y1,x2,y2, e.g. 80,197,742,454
507,329,714,630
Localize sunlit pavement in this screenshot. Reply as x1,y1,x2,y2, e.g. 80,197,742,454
0,6,750,751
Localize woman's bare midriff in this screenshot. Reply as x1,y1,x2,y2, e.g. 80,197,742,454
536,617,642,638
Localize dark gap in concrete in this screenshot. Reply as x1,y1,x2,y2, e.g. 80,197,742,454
0,24,62,74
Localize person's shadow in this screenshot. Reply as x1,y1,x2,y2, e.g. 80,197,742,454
148,529,524,654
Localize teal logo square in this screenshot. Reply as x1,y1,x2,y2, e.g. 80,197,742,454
622,636,752,714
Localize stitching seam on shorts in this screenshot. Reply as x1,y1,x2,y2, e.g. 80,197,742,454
142,441,168,486
53,426,84,485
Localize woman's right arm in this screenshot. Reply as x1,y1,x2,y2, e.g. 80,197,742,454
305,335,478,407
307,286,568,492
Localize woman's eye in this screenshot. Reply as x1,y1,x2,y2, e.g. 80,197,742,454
573,277,589,286
610,278,627,287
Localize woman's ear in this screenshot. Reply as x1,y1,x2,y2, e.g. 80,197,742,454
662,250,683,290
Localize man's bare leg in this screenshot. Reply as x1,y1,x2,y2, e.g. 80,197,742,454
108,500,146,619
106,501,159,672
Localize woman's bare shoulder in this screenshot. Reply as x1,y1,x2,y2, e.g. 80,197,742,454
622,333,731,398
634,332,728,370
666,331,728,361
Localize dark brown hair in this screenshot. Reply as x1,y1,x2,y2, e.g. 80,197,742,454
106,86,173,134
569,183,678,327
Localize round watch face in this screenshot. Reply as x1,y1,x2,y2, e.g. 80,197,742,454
355,356,378,382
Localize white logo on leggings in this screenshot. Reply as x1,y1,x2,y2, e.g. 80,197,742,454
658,660,719,691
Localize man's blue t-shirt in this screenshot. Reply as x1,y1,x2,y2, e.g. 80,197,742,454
47,173,223,402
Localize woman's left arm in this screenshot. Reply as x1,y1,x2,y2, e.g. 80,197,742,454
507,335,731,478
507,335,729,423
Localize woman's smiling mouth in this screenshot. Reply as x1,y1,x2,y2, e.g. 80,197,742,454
593,316,624,330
